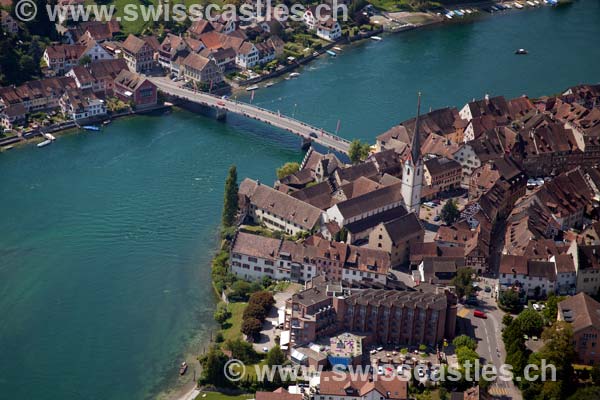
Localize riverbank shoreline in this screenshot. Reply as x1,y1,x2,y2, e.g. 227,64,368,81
0,103,172,151
229,1,556,93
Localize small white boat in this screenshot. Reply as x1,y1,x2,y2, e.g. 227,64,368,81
43,133,56,141
533,0,540,4
465,9,473,13
371,36,382,41
246,85,259,91
526,1,535,6
288,72,300,78
504,3,512,8
264,82,274,88
37,139,52,148
514,2,524,8
333,46,342,52
445,13,453,19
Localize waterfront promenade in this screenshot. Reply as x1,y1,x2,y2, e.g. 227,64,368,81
149,77,351,154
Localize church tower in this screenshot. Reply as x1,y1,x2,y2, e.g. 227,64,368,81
401,93,424,214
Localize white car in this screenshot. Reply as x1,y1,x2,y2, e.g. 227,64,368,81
532,303,541,311
417,368,425,378
397,365,404,375
378,366,384,375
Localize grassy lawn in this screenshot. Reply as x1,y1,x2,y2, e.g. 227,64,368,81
194,392,255,400
369,0,414,12
220,301,247,342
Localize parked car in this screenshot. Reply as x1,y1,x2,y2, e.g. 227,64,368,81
433,215,441,222
484,286,492,293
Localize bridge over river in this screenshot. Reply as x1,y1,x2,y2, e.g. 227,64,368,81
149,77,351,154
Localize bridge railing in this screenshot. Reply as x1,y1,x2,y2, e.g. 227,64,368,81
156,81,351,146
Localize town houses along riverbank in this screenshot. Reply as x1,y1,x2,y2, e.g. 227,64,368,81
1,1,600,400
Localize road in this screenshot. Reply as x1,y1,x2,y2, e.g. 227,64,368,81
149,77,351,154
457,288,522,399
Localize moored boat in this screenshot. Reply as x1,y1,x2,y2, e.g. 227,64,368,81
370,36,382,41
288,72,300,78
179,362,188,375
264,82,274,88
82,125,100,131
333,46,342,52
246,85,259,91
37,139,52,148
326,50,337,57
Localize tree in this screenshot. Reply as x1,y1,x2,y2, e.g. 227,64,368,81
265,345,287,386
214,303,232,326
276,162,300,179
198,345,230,387
248,290,275,311
499,289,522,313
440,199,460,225
451,267,474,300
222,165,239,227
228,280,253,301
266,344,286,367
502,314,514,327
348,139,371,164
567,386,600,400
534,321,576,398
592,365,600,386
452,335,477,351
241,317,262,339
543,294,564,322
243,302,269,321
515,309,544,336
224,338,260,364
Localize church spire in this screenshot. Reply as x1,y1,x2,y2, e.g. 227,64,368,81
411,92,422,164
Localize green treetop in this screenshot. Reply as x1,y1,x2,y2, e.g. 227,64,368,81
222,165,239,227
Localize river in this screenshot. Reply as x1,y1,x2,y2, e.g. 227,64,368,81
1,1,599,399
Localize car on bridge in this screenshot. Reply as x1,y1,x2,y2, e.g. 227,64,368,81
309,132,318,138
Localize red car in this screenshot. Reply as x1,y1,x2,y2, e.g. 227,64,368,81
473,310,487,319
